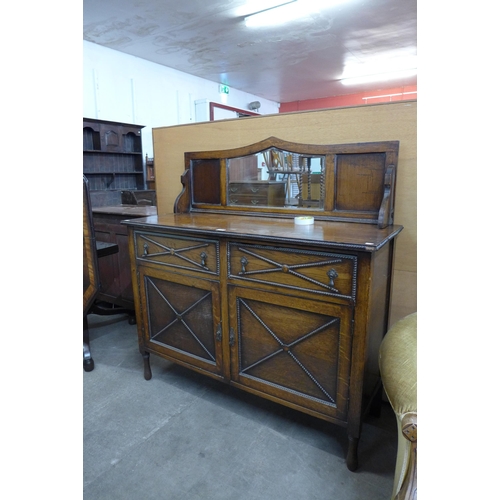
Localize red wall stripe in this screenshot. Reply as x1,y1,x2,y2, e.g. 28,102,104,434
279,85,417,113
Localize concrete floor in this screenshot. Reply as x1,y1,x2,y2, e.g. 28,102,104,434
83,313,398,500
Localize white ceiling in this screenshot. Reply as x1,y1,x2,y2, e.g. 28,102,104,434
83,0,417,103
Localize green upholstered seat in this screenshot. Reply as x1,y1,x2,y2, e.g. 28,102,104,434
379,312,417,500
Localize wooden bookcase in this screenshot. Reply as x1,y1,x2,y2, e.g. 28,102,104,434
83,118,145,207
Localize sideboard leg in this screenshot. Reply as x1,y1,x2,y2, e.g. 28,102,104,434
346,434,359,471
83,316,94,372
142,352,152,380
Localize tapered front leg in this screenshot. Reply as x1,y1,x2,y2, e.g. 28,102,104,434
142,352,152,380
346,434,359,471
83,316,94,372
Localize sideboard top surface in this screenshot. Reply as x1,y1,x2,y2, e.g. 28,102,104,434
123,213,402,251
92,205,158,217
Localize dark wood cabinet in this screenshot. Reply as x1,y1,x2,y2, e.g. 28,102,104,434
124,137,402,473
84,117,157,315
92,205,157,312
83,118,146,207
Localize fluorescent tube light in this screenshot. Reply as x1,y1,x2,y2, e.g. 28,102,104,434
244,1,300,27
244,0,350,27
237,0,296,17
340,68,417,86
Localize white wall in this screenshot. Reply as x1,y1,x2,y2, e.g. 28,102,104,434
83,41,280,159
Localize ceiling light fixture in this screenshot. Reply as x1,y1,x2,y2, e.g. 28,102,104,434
244,0,299,27
362,91,417,102
244,0,350,28
340,68,417,86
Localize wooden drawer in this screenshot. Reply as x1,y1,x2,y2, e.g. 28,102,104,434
228,243,357,300
228,194,269,206
133,230,220,275
228,181,285,207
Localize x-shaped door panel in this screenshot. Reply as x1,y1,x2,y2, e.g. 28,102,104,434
230,287,352,419
141,269,222,374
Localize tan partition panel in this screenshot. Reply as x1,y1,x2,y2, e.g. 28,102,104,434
152,101,417,325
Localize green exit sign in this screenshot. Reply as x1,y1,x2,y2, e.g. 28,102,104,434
219,84,230,94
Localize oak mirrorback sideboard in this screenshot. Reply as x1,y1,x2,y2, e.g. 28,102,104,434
124,137,403,471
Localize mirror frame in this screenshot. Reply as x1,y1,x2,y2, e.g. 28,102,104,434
174,136,399,228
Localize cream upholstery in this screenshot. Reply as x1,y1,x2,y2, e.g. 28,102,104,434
379,312,417,500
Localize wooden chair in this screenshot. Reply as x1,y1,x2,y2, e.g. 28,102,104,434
83,175,100,371
83,175,120,371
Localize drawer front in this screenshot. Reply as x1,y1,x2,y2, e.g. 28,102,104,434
228,182,269,196
228,243,357,300
228,194,268,206
228,182,285,207
134,231,220,275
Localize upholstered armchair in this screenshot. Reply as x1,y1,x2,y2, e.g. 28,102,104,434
379,312,417,500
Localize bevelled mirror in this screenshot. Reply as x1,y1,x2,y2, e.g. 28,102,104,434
227,148,326,209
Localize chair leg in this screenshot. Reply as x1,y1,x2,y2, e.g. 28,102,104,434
395,413,417,500
83,315,94,372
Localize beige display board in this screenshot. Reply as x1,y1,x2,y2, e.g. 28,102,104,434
152,101,417,326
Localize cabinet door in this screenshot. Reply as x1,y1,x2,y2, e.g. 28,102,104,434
138,266,223,377
93,215,135,308
99,123,122,152
229,286,353,421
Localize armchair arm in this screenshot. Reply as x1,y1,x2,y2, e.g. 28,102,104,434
395,412,417,500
